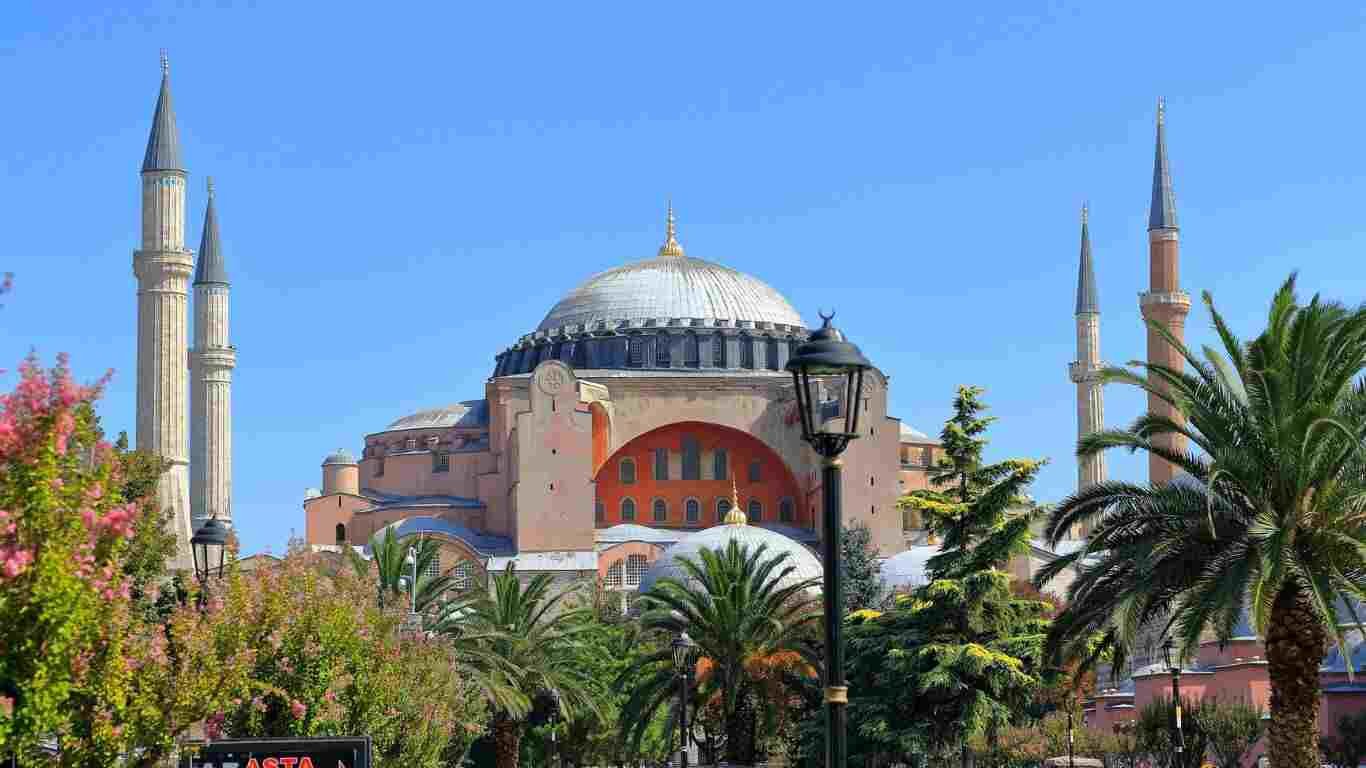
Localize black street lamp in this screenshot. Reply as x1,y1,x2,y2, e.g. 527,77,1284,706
1162,637,1185,765
1067,706,1075,768
671,631,698,768
549,688,562,768
786,311,872,768
190,515,231,588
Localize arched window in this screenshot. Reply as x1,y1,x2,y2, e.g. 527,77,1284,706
595,500,605,523
619,458,636,484
621,498,637,522
334,523,347,546
765,336,780,370
605,559,624,590
779,498,794,523
739,334,755,369
716,497,732,522
685,498,701,524
452,560,475,591
628,336,645,368
712,333,727,367
405,437,417,451
748,499,763,522
681,436,700,480
654,447,669,481
713,449,729,480
683,333,700,368
656,332,671,367
652,498,668,522
749,459,762,483
626,554,648,588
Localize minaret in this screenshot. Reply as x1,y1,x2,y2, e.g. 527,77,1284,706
191,177,236,530
134,51,194,569
1069,204,1106,500
1139,98,1192,485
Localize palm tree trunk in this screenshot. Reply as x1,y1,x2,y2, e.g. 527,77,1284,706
1265,582,1327,768
493,714,522,768
726,690,758,764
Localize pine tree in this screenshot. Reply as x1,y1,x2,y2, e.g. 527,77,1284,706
841,521,885,613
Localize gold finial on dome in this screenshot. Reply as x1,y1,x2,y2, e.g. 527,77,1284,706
724,477,747,525
658,200,686,258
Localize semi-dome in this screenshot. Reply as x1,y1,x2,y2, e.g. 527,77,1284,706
637,517,823,596
383,400,489,432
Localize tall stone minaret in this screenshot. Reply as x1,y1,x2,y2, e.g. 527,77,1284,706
1069,204,1106,498
134,51,194,569
191,178,235,530
1139,98,1191,485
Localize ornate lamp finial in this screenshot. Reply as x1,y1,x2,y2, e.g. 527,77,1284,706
160,49,169,76
724,477,747,525
206,176,215,200
658,199,685,257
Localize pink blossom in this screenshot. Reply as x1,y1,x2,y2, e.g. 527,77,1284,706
290,699,307,719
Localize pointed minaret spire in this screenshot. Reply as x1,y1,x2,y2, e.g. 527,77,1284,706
143,50,183,172
194,177,228,285
724,476,747,525
1076,203,1098,314
1148,97,1178,231
658,199,686,257
1069,202,1106,519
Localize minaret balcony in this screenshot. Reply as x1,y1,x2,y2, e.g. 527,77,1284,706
1138,290,1191,311
1068,361,1106,383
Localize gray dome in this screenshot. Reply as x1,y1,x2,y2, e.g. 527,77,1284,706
638,522,822,596
880,546,939,590
384,400,488,432
322,448,356,466
537,255,805,332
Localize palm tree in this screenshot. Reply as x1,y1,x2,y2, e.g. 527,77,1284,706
626,540,822,764
1037,275,1366,768
438,565,600,768
347,529,453,613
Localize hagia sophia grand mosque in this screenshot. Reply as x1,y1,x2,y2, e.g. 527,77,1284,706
126,54,1366,741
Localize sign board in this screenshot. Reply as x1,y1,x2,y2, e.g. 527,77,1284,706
181,737,371,768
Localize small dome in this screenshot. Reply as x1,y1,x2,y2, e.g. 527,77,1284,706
880,545,939,590
304,487,321,499
385,400,488,432
898,422,938,443
322,449,356,466
638,521,822,596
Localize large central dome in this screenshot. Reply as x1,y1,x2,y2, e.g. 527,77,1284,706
538,254,805,332
493,207,812,377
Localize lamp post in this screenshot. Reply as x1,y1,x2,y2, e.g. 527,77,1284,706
404,545,418,614
1162,637,1185,765
786,311,872,768
1066,706,1075,768
671,631,698,768
190,515,231,604
549,688,561,768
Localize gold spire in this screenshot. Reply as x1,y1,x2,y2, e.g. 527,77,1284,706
658,200,685,258
723,477,747,525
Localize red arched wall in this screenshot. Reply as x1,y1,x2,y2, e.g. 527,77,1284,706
594,421,807,529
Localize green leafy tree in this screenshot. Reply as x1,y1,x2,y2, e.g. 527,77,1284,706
838,386,1048,768
842,521,885,613
439,566,600,768
1135,695,1209,768
211,554,487,768
628,540,822,765
1039,275,1366,768
1321,711,1366,768
1199,697,1264,768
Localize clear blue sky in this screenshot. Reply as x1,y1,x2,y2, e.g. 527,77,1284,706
5,3,1366,555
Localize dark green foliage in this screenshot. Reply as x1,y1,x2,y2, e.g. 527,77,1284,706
823,387,1050,766
842,521,885,613
347,529,455,614
1038,275,1366,768
1201,698,1264,768
1321,711,1366,768
1135,695,1209,768
627,539,822,764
